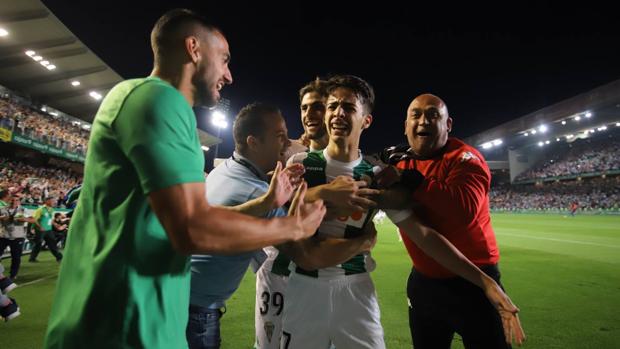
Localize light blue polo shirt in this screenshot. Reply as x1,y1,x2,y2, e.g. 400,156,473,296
190,152,286,309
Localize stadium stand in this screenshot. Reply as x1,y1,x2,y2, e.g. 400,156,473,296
464,79,620,214
486,131,620,213
0,95,89,155
490,176,620,212
514,137,620,182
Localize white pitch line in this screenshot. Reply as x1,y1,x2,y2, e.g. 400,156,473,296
497,232,620,249
17,275,55,287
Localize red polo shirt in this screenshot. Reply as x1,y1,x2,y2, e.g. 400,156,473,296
397,137,499,278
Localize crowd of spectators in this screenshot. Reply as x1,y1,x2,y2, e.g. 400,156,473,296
0,96,89,155
0,157,82,207
515,137,620,181
490,176,620,211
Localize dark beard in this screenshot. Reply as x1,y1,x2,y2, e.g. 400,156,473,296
192,74,217,108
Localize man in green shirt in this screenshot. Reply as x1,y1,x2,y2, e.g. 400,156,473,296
44,9,325,349
29,196,63,263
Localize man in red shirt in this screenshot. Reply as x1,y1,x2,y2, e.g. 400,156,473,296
570,201,579,216
376,94,524,348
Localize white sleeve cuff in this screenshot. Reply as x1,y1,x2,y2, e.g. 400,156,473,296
384,209,413,224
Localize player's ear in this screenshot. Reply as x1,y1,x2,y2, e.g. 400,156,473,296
185,36,201,64
362,114,373,130
247,135,258,151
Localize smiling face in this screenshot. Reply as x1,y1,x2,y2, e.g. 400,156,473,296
192,30,233,107
405,94,452,157
236,109,292,173
255,112,292,170
300,91,327,141
325,87,372,147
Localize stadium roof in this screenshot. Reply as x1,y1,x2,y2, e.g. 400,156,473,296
465,78,620,152
0,0,123,122
0,0,221,147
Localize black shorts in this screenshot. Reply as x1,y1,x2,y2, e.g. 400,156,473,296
407,265,511,349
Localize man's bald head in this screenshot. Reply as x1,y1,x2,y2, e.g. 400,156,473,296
405,93,453,157
408,94,449,118
150,9,220,66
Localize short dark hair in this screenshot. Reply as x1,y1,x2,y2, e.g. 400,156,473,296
233,102,281,153
151,9,220,65
326,75,375,113
298,78,328,103
0,189,8,199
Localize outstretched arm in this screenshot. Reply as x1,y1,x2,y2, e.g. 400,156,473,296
149,181,326,255
386,210,525,346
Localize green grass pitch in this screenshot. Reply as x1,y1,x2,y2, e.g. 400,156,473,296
2,213,619,348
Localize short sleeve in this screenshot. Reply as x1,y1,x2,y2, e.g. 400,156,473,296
114,83,205,194
33,207,42,221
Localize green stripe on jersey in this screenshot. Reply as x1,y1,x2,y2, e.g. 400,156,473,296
301,150,327,188
290,149,378,278
342,254,367,275
271,252,292,276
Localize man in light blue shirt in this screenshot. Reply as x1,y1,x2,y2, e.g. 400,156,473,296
187,102,296,349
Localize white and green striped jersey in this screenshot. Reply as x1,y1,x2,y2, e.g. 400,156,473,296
287,148,380,278
261,143,330,277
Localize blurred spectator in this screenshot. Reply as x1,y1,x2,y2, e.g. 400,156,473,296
0,157,82,207
28,197,63,263
0,196,30,280
52,212,70,249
